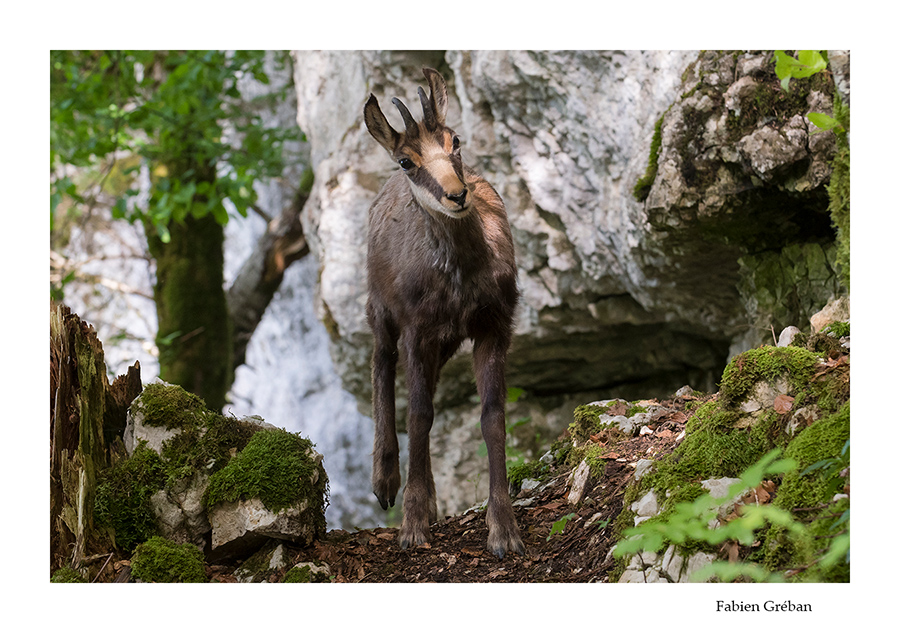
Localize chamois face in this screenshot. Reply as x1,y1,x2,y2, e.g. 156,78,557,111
364,68,470,219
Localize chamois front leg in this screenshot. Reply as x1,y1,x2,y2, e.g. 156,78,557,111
474,334,525,559
398,333,439,549
370,313,401,510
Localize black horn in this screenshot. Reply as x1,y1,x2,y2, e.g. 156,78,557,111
392,97,419,138
418,86,436,131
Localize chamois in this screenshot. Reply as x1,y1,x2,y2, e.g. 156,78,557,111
363,68,524,558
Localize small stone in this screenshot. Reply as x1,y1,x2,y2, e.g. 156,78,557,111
639,425,654,436
634,459,654,480
777,326,801,347
684,552,717,582
674,385,694,398
631,490,659,518
567,460,591,505
701,477,742,501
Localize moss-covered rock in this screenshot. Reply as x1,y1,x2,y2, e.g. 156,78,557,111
719,346,820,406
204,427,327,517
205,428,328,556
282,561,331,583
131,536,207,583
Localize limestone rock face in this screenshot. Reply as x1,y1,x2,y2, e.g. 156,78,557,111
291,50,848,515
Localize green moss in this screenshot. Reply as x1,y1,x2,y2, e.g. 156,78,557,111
133,381,209,430
51,566,87,583
507,459,551,490
568,403,614,445
827,93,850,289
282,562,330,583
625,404,648,417
641,400,771,488
94,443,166,552
204,428,328,535
282,565,312,583
823,321,849,338
131,536,207,583
719,346,820,406
778,402,850,510
159,412,257,489
633,114,665,201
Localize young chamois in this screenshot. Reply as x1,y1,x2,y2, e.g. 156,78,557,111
363,68,524,558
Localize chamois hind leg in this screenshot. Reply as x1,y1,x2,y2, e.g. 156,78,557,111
398,332,441,549
473,334,524,559
370,313,401,510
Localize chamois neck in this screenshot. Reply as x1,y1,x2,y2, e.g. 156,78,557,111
419,200,489,278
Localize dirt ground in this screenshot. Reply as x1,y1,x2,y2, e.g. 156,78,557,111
201,394,699,584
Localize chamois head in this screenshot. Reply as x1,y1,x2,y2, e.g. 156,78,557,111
364,68,470,219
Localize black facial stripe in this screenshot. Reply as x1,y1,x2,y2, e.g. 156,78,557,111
409,164,448,201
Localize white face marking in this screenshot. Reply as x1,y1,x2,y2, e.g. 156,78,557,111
408,179,472,219
410,144,470,219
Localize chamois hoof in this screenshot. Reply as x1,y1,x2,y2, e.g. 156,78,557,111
374,490,396,510
398,523,431,550
487,532,525,560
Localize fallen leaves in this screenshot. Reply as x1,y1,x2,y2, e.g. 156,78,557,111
773,394,794,414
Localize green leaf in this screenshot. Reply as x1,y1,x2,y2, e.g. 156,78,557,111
507,387,525,403
155,221,171,243
807,112,842,133
547,513,577,541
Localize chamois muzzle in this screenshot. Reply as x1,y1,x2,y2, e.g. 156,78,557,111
446,189,467,209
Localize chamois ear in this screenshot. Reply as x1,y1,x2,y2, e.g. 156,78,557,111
422,68,448,126
364,94,401,154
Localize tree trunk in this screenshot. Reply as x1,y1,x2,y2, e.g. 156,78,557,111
147,212,232,411
50,303,142,577
228,189,310,370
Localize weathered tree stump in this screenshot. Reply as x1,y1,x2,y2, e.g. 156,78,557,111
50,303,142,578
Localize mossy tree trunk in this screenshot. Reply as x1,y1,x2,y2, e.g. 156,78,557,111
50,304,142,577
147,207,233,412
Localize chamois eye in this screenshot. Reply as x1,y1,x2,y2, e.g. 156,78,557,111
452,136,460,150
398,158,414,171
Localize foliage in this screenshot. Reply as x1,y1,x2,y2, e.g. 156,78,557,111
773,50,845,135
772,50,827,91
131,536,207,583
50,50,297,241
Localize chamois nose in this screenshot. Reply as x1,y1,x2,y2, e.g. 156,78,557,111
446,189,467,208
